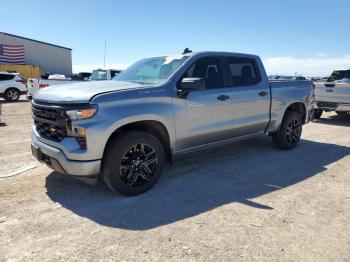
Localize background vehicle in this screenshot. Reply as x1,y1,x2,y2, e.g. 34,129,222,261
90,69,122,80
313,69,350,119
71,72,92,81
269,75,307,81
31,51,313,196
0,72,27,101
26,79,49,100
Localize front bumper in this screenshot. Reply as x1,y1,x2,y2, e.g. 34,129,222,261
31,135,101,181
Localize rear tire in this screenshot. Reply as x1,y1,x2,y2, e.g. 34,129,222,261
4,88,20,102
272,111,303,150
313,109,323,119
103,131,165,196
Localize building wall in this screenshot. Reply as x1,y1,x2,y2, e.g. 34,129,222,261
0,33,72,76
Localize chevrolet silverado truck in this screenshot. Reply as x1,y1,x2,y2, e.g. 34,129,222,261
31,51,314,196
313,69,350,119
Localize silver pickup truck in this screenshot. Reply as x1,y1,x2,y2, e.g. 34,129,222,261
313,69,350,119
31,51,314,195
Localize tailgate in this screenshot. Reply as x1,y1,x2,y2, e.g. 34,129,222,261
315,82,350,103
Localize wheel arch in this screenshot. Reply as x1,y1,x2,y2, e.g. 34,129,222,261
284,101,307,123
103,120,173,164
5,87,21,93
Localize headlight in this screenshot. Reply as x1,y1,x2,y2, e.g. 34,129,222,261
66,106,98,120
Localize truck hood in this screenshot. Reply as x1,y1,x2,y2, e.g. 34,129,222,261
33,80,145,104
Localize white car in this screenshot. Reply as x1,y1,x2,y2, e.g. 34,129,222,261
0,72,27,101
314,69,350,118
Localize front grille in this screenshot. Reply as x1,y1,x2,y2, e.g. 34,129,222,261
32,103,68,141
34,120,67,141
32,106,58,121
317,101,337,109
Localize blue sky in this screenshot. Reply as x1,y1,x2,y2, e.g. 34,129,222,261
1,0,349,76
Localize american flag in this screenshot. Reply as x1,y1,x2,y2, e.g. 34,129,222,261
0,44,25,64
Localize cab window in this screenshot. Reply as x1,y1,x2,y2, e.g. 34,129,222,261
227,57,261,86
183,57,223,89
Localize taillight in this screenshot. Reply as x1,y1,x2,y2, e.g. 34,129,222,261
312,83,316,98
39,83,49,89
16,79,27,84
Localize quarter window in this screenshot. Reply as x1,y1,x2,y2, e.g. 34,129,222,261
227,57,260,86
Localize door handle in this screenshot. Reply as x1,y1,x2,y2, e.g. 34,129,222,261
217,95,230,101
259,91,268,97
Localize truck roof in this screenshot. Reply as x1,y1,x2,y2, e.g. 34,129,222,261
169,51,260,60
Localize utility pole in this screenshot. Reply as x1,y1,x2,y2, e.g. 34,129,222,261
103,39,107,69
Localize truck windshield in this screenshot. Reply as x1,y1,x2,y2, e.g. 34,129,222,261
114,55,190,84
328,70,350,82
91,70,107,81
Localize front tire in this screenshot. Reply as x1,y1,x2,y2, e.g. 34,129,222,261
272,111,303,150
4,88,20,101
103,131,165,196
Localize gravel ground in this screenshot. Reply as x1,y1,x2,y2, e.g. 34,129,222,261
0,97,349,261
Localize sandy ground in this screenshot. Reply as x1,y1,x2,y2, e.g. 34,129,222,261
0,97,349,261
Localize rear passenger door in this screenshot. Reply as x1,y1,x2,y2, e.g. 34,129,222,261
224,56,270,136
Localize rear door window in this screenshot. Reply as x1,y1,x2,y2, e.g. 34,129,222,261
226,57,261,86
183,57,223,89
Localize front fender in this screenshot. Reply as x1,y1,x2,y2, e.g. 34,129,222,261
75,96,175,161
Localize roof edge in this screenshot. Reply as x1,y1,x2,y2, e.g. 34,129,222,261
0,32,72,51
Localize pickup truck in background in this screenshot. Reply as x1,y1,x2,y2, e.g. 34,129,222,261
313,69,350,119
90,69,122,80
31,51,314,196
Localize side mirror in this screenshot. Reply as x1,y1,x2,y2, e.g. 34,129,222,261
179,77,206,91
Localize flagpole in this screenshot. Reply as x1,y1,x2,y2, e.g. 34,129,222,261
103,39,107,69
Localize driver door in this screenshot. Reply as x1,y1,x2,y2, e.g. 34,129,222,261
173,56,234,151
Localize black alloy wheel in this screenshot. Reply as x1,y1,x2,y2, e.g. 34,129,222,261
119,143,158,187
272,111,303,150
103,131,165,196
285,118,301,146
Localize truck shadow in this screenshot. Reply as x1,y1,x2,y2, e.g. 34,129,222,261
45,137,350,230
313,114,350,127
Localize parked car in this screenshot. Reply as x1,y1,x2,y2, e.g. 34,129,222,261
0,72,27,101
270,75,307,81
90,69,122,80
31,51,314,196
313,69,350,118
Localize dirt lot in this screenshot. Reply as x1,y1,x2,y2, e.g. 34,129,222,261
0,97,349,261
